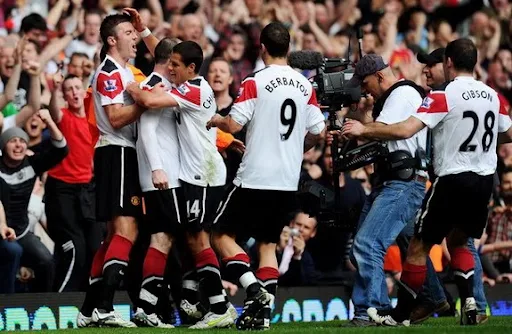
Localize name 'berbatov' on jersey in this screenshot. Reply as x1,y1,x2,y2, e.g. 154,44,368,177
230,64,325,191
167,76,226,187
92,55,137,148
136,72,180,192
413,76,512,177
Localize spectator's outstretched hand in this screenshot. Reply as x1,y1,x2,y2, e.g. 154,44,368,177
206,114,223,130
0,225,16,241
25,60,41,77
123,8,146,32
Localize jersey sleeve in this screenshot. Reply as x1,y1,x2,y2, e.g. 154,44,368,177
498,94,512,133
412,92,449,128
168,82,201,113
229,78,257,126
306,89,325,135
96,71,126,106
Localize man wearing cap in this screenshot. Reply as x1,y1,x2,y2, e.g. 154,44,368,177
411,48,489,324
344,54,441,326
0,109,68,292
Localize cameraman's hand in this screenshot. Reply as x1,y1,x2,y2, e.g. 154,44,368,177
342,119,365,138
326,130,341,146
292,235,305,259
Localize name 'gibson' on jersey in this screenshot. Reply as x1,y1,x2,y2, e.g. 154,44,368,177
264,76,309,97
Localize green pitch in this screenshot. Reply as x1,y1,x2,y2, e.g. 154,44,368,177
21,317,512,333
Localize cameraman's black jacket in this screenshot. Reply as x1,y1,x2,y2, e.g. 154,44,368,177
370,80,428,183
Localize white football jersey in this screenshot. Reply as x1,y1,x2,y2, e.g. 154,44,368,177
167,76,226,187
413,76,512,177
230,64,325,191
136,72,181,192
92,55,136,148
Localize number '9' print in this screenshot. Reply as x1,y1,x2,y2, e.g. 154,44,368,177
280,99,297,141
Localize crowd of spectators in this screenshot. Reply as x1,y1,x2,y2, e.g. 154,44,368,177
0,1,510,315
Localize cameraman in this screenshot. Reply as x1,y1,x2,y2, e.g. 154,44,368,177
338,54,443,327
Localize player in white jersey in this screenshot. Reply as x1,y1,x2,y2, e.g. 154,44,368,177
343,38,512,326
126,41,233,329
206,22,325,330
78,13,144,328
125,37,183,329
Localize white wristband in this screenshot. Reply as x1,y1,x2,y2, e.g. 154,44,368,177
140,28,151,38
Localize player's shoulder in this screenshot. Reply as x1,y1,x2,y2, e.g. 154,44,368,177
98,57,120,74
141,72,163,89
430,80,453,93
243,66,272,81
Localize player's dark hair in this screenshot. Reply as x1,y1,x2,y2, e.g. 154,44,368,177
209,57,233,75
100,14,132,48
154,38,180,65
20,13,47,35
445,38,477,73
172,41,203,73
260,22,290,58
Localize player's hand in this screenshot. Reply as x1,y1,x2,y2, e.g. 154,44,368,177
123,8,146,32
292,235,305,258
37,109,53,125
0,225,16,241
152,82,166,94
24,60,41,76
228,139,245,155
126,81,140,95
342,119,365,138
207,114,223,130
152,169,169,190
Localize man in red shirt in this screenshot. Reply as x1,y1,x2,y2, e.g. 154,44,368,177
47,74,99,292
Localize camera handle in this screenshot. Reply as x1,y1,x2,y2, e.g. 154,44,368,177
327,105,343,221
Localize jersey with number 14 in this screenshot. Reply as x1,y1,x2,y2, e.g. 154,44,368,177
230,64,325,191
413,76,512,177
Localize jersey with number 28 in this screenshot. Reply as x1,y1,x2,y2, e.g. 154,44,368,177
229,64,325,191
413,76,512,177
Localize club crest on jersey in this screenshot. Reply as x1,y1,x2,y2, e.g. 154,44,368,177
176,84,190,96
97,72,123,99
104,80,117,92
421,96,434,109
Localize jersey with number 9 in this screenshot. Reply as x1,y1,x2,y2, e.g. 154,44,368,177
413,76,512,177
229,65,325,191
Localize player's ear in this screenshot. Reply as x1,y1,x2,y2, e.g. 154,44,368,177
107,36,116,47
188,62,196,74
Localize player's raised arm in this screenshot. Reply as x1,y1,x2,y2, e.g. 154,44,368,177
123,8,161,57
126,82,178,110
